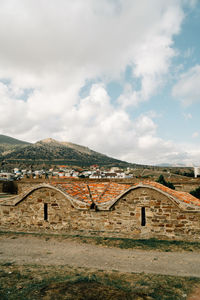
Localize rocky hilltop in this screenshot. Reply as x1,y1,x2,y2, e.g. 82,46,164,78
0,135,139,168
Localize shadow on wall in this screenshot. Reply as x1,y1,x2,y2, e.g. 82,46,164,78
0,181,18,194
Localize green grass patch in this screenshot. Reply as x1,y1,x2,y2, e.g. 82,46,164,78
1,230,200,252
0,263,199,299
74,235,200,252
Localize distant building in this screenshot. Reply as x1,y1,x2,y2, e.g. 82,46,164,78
194,167,200,178
90,171,102,179
104,172,117,179
0,172,15,180
110,167,121,173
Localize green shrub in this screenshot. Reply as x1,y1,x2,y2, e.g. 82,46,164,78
156,175,175,190
190,187,200,199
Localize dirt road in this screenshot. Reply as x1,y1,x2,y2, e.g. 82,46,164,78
0,234,200,278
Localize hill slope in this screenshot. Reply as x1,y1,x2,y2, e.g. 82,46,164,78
0,134,30,156
0,135,29,145
0,136,138,168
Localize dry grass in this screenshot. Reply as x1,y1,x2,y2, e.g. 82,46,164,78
0,263,200,299
74,235,200,252
1,231,200,299
1,230,200,252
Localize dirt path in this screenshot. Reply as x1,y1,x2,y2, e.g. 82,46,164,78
1,234,200,278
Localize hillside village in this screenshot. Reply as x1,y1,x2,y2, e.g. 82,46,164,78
0,165,134,181
0,163,199,182
1,134,199,182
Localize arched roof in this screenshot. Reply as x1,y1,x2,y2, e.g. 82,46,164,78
0,184,90,210
0,181,199,211
107,181,200,211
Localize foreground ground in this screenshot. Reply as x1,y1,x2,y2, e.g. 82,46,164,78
0,232,200,299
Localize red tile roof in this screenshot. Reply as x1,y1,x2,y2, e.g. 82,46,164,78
0,181,199,210
140,181,200,207
52,181,200,208
52,182,131,204
52,182,91,203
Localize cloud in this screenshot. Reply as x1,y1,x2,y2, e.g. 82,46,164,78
118,2,184,107
0,1,184,97
183,113,192,120
186,0,198,8
0,0,199,166
172,65,200,106
192,132,199,138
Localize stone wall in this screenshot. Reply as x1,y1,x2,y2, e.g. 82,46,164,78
0,186,200,241
173,182,200,193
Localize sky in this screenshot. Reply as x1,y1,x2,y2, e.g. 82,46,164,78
0,0,200,166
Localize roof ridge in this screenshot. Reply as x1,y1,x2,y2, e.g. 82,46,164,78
96,182,110,202
87,184,93,202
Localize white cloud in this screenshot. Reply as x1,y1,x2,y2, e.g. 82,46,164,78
118,2,183,107
0,0,199,165
134,114,157,135
186,0,198,8
183,113,192,120
0,1,184,99
172,65,200,106
192,132,199,138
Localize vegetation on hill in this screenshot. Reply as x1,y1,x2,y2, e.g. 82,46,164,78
0,134,30,157
173,169,194,177
156,175,175,189
0,134,29,145
0,135,138,168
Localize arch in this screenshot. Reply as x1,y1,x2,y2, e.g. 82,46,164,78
2,182,200,212
12,184,90,210
104,183,200,211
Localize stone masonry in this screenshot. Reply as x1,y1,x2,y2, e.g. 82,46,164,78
0,181,200,241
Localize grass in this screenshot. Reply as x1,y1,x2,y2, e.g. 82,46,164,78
1,231,200,298
1,230,200,252
0,263,200,299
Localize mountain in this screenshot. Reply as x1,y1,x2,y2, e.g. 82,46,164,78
0,134,29,145
0,134,30,156
0,136,139,168
156,163,172,167
157,163,189,167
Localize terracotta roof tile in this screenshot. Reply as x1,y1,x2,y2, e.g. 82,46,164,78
140,181,200,207
52,182,131,204
1,181,199,209
52,181,200,208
